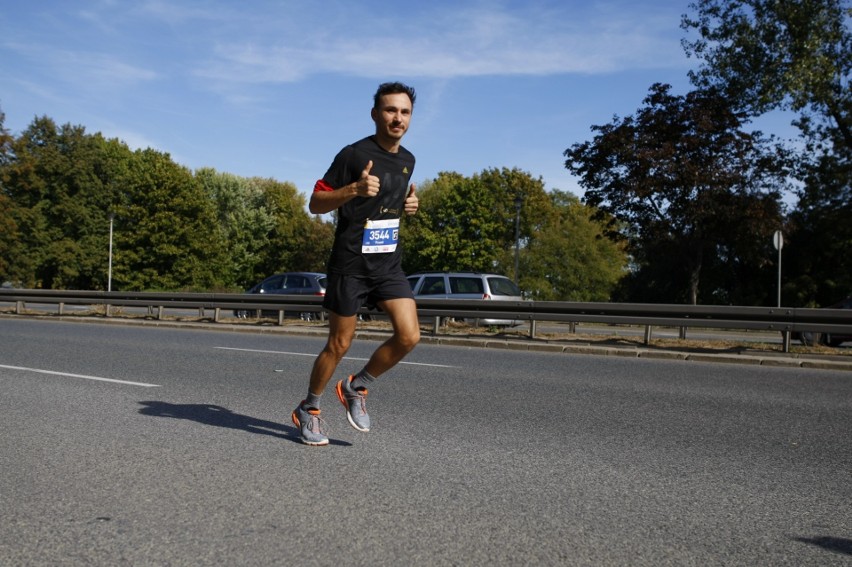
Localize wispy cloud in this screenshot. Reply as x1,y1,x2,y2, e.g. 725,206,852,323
193,2,687,84
5,41,158,90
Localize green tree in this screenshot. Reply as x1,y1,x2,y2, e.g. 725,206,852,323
402,167,550,277
196,169,276,289
682,0,852,306
783,145,852,306
402,168,625,300
196,170,335,289
291,214,335,274
565,84,790,305
253,177,334,278
0,108,18,282
114,148,227,291
682,0,851,148
403,172,506,273
521,190,627,301
2,117,120,289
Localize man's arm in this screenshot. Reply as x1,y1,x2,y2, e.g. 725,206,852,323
309,160,379,215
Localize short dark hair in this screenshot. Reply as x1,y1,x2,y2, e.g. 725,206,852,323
374,82,416,109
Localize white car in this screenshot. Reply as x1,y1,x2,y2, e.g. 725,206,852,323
406,272,523,326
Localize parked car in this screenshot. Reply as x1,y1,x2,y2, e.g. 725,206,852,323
793,296,852,347
407,272,523,326
235,272,327,320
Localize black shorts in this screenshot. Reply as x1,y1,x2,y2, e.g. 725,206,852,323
323,271,415,317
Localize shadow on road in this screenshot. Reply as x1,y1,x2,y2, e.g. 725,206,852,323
794,535,852,556
137,401,351,446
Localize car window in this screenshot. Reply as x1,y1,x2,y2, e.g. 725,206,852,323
421,276,446,295
450,277,484,294
407,277,419,291
259,276,284,292
285,275,309,290
487,277,521,296
317,276,328,290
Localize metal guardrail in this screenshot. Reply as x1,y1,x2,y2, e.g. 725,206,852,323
2,289,851,353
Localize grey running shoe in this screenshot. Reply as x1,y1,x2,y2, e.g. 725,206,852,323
336,376,370,432
291,402,329,446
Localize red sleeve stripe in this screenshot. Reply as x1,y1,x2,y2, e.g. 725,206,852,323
313,179,334,193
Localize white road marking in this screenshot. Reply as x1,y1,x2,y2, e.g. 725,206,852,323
214,347,460,368
0,364,160,387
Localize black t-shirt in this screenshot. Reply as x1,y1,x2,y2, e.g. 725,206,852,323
322,135,415,276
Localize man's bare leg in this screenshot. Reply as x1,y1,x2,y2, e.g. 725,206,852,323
292,314,357,446
308,312,357,395
362,297,420,377
335,298,420,432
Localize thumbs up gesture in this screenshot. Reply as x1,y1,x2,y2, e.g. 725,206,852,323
404,183,418,215
356,160,380,197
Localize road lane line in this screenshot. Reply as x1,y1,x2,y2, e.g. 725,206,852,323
214,347,460,368
0,364,160,387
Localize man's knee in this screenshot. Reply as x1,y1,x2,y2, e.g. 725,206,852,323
326,334,352,357
395,326,420,352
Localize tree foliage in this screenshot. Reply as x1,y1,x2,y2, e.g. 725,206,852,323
402,168,626,300
783,141,852,306
113,148,228,291
565,84,790,305
682,0,852,147
0,110,17,280
2,117,118,288
682,0,852,306
522,190,626,301
0,113,335,292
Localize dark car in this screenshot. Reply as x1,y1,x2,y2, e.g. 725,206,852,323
793,296,852,347
235,272,327,320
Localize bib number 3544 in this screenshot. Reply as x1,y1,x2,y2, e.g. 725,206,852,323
362,218,400,254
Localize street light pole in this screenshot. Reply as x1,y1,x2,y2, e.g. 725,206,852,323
108,213,114,292
514,195,522,284
773,230,783,307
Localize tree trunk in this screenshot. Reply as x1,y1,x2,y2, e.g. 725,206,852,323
688,244,703,305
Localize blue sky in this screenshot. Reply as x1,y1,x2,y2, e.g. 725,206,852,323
1,0,797,201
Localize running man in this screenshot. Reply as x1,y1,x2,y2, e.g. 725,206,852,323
291,82,421,446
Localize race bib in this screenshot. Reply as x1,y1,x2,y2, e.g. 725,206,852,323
362,218,400,254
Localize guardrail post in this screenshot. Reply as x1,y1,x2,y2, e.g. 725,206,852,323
433,316,441,335
679,326,687,340
782,331,791,353
198,307,205,318
16,301,24,314
278,311,285,326
529,319,537,339
644,325,652,345
569,322,576,333
59,302,65,316
105,304,112,317
214,307,221,323
157,306,164,319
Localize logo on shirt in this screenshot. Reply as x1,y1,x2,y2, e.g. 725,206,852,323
403,167,409,174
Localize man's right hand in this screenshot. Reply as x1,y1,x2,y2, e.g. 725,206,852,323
356,160,380,197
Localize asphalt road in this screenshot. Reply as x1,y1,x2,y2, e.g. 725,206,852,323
1,318,850,566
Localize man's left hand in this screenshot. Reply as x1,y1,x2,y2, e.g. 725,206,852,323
404,184,418,215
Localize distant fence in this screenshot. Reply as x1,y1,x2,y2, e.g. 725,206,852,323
2,288,851,353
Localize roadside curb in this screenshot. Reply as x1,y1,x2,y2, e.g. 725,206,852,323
5,313,852,372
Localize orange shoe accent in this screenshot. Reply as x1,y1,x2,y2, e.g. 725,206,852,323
335,378,348,406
